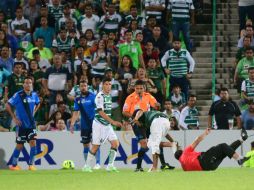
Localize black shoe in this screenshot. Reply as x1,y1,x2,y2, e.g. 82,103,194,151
160,163,175,170
134,167,144,172
238,156,251,166
241,128,248,141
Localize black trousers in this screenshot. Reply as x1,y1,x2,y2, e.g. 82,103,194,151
198,140,241,171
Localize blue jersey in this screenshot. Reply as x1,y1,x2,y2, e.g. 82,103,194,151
73,92,96,129
8,90,40,129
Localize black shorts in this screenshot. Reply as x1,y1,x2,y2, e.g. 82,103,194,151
80,128,92,144
132,124,150,141
16,128,37,144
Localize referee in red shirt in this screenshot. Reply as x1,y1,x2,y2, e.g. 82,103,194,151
174,128,250,171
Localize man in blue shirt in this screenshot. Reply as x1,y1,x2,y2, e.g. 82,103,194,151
70,80,96,170
6,76,40,171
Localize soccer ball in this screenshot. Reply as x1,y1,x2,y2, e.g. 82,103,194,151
62,160,75,169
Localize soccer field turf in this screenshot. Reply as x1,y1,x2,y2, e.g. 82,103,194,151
0,168,254,190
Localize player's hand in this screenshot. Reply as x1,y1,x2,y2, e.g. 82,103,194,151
70,125,74,134
13,117,22,127
205,128,211,135
112,121,123,128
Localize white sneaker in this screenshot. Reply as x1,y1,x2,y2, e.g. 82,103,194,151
148,167,160,172
93,164,101,170
82,165,93,172
106,165,119,172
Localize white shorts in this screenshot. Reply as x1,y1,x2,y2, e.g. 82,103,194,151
147,117,171,155
92,120,118,145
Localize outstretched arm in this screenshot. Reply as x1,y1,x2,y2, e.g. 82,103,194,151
191,128,211,149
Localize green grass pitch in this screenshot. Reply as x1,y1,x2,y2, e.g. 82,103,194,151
1,168,254,190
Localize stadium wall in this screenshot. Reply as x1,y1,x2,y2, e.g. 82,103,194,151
0,130,252,169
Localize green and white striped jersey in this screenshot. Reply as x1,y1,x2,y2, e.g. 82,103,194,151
52,36,75,54
48,4,64,24
179,106,199,129
98,13,122,34
168,0,194,23
124,15,145,28
95,91,112,125
145,0,165,20
242,78,254,97
161,48,195,78
91,52,109,76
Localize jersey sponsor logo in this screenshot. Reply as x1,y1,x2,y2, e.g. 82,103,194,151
7,139,56,165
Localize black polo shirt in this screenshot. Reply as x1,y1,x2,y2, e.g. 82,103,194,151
208,100,241,129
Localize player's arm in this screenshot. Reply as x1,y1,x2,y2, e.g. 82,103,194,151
122,96,132,118
98,109,122,127
69,111,80,133
5,103,21,126
191,128,211,149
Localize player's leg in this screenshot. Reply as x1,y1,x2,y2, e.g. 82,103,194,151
80,128,92,167
27,129,38,170
93,148,101,170
85,144,100,172
106,127,119,172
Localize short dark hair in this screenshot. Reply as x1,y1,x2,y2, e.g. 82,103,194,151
135,80,145,86
188,94,196,100
251,141,254,148
130,5,137,10
79,80,87,85
174,150,183,160
248,67,254,72
245,46,254,52
102,77,111,84
57,101,65,107
124,29,133,35
13,62,23,67
220,87,229,93
24,76,33,81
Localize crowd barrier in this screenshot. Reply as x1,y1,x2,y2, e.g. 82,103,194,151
0,130,252,169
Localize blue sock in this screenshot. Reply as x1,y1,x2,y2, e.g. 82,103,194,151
12,148,21,166
29,146,37,165
95,148,100,164
83,147,89,163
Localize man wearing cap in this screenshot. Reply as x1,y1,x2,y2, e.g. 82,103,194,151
99,67,122,130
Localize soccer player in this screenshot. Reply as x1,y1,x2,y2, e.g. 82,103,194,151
130,109,177,172
84,78,123,172
70,80,96,170
6,76,40,170
243,141,254,168
174,128,250,171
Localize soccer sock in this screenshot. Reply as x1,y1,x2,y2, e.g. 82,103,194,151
86,151,96,168
29,146,37,165
159,147,166,166
137,147,149,169
108,148,117,166
230,140,242,151
83,147,89,164
95,148,101,164
12,148,21,166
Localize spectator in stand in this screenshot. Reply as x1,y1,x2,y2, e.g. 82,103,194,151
47,0,63,29
124,5,146,29
30,49,51,73
49,92,70,118
75,60,92,86
0,29,9,50
238,0,254,31
27,37,53,61
179,94,199,130
235,36,252,67
241,100,254,130
167,0,195,52
161,38,195,101
1,23,19,56
75,35,91,59
73,46,88,73
0,45,14,72
143,41,160,67
238,25,254,48
55,101,71,125
0,65,11,100
169,84,186,111
240,19,252,38
119,30,145,69
23,0,40,28
163,99,180,122
115,55,136,105
146,58,166,105
91,39,110,77
52,27,75,56
0,11,6,27
33,16,55,48
28,59,44,93
34,5,55,31
208,87,241,130
0,0,18,20
39,111,65,131
107,38,118,72
147,25,171,57
84,29,96,48
42,54,72,105
5,62,25,99
10,6,31,43
60,50,72,73
58,3,77,33
98,3,122,35
129,19,142,41
234,47,254,93
127,67,157,96
14,48,29,70
144,0,166,24
79,3,100,36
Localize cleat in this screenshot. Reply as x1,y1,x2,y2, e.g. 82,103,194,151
241,128,248,141
93,163,101,170
238,156,251,166
148,167,160,172
134,167,144,172
9,165,22,171
28,165,37,171
82,166,93,172
106,165,119,172
161,163,175,170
